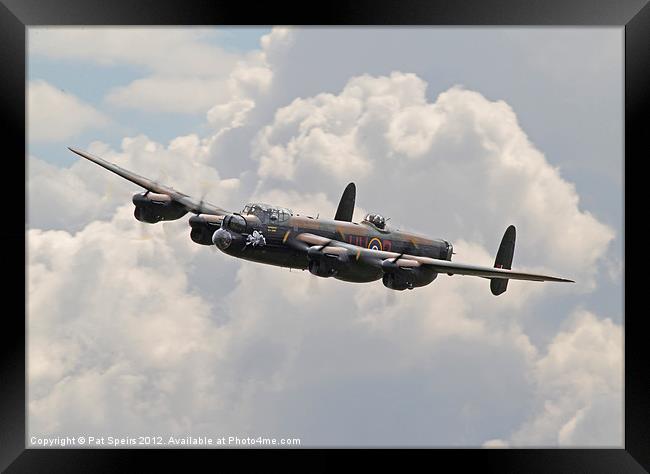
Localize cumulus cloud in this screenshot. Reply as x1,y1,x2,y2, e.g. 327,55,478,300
28,206,229,434
27,27,622,446
259,27,294,65
29,28,237,77
252,72,614,287
28,203,621,445
27,207,540,444
488,310,623,446
28,80,109,142
96,32,284,117
104,34,279,121
207,98,256,132
104,51,273,118
28,134,242,231
27,130,620,446
30,27,280,119
201,37,283,125
105,77,232,115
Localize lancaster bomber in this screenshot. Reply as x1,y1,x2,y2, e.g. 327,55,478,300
68,147,573,294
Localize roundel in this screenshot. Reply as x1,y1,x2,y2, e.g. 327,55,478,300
368,237,383,251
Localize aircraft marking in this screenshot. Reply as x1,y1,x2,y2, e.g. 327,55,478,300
368,237,383,251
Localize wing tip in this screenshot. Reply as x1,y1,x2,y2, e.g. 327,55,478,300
551,277,575,283
68,146,85,157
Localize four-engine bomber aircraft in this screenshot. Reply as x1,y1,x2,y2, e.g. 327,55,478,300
69,147,573,294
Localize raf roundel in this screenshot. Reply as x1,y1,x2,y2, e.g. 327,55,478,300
368,237,383,251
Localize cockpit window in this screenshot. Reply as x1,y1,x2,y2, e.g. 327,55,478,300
242,203,293,223
363,213,386,230
249,205,266,220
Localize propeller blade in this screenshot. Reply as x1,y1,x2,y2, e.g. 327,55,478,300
162,222,177,240
307,270,320,291
194,179,217,215
132,222,152,241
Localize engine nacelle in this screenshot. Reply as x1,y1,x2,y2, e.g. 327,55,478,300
308,256,342,278
221,214,248,234
307,245,350,278
132,192,187,224
382,266,438,291
189,214,223,245
442,240,454,261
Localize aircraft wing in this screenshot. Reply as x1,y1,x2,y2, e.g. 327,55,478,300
292,233,574,283
68,147,230,216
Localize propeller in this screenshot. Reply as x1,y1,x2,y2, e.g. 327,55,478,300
162,221,177,241
132,222,152,241
157,168,171,188
193,178,217,215
385,285,397,305
132,192,149,240
307,268,320,291
102,178,114,203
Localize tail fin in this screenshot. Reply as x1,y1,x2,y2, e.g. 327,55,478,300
334,182,356,222
490,225,516,296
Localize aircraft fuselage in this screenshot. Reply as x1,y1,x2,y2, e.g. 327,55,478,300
218,213,452,283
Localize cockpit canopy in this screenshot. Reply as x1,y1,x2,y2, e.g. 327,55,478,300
363,213,387,230
242,203,293,223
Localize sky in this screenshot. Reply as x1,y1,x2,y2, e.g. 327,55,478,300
27,27,623,447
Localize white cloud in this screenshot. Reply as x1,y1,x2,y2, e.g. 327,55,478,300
27,169,621,447
27,210,542,443
207,98,256,131
28,206,228,434
103,34,277,119
29,202,620,445
28,80,109,142
252,73,615,287
28,155,114,229
30,28,279,118
29,28,237,77
506,310,623,446
105,76,231,114
229,53,274,95
27,28,622,446
28,134,242,231
259,27,294,63
104,53,273,117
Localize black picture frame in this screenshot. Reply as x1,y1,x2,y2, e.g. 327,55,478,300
2,0,646,470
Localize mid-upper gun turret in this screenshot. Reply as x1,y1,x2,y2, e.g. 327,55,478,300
362,213,387,230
